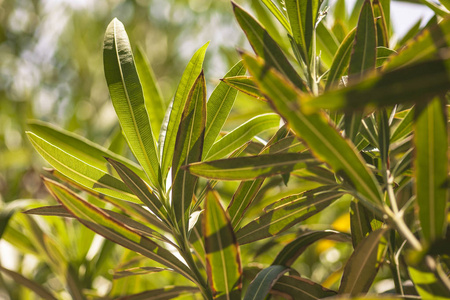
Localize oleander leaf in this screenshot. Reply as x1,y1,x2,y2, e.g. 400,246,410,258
204,61,246,156
350,199,374,248
242,52,383,206
43,178,196,283
272,230,342,266
134,46,166,138
28,120,146,179
316,22,341,69
325,28,357,91
244,265,290,300
106,158,168,224
204,189,242,299
188,152,315,181
271,275,338,300
113,267,170,279
408,264,450,300
103,18,161,188
160,42,208,178
221,76,263,101
339,228,388,296
205,113,280,160
172,71,206,230
27,132,139,203
391,108,414,143
414,96,448,243
261,0,292,34
236,189,345,244
232,2,307,91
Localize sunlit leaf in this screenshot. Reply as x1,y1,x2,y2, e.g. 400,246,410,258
204,189,242,299
27,132,139,203
236,189,345,244
172,71,206,231
271,275,338,299
103,18,161,188
205,113,280,160
409,264,450,300
221,75,263,101
135,46,166,138
115,286,199,300
204,61,246,156
160,42,209,178
188,152,315,181
261,0,292,34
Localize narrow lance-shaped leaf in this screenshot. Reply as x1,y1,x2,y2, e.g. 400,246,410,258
28,120,146,180
188,152,316,181
408,264,450,300
272,230,343,266
221,76,263,101
160,42,209,178
115,286,200,300
345,0,377,142
300,54,450,113
242,52,383,206
373,0,389,47
260,0,292,34
172,71,206,231
43,178,196,284
204,60,246,156
204,189,242,299
350,199,374,248
339,228,388,296
316,22,341,69
244,265,290,300
414,96,448,243
232,2,307,91
236,189,345,244
103,18,161,188
106,158,168,224
271,275,338,300
383,16,450,71
205,113,280,160
27,132,139,203
134,46,166,138
325,28,357,91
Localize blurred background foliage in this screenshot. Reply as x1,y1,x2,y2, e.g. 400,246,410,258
0,0,434,298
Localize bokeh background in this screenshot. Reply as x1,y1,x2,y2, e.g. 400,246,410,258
0,0,433,298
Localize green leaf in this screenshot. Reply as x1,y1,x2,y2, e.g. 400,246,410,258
272,230,342,266
28,120,146,179
271,275,338,300
232,2,307,91
103,18,161,188
408,265,450,300
236,189,344,244
113,267,169,279
0,265,58,300
172,71,206,230
204,61,246,156
373,0,389,47
204,189,242,299
188,152,315,181
377,109,390,167
43,178,197,284
325,28,357,91
260,0,292,34
383,17,450,71
205,113,280,160
114,286,199,300
105,158,168,224
228,179,264,230
160,42,208,178
221,76,263,101
414,96,448,243
134,46,166,138
339,228,388,296
350,199,374,248
27,132,139,203
391,108,413,143
376,47,397,68
244,265,290,300
242,53,383,206
0,200,33,240
301,54,450,113
398,19,422,47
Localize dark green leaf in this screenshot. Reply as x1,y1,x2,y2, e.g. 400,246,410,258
271,275,338,299
244,265,290,300
115,286,199,300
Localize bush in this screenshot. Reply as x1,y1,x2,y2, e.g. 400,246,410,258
1,0,449,299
